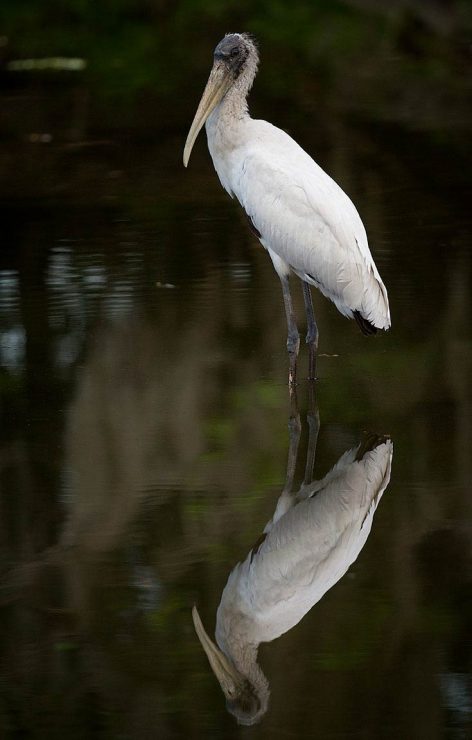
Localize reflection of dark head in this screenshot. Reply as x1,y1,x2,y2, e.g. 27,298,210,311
226,679,265,726
192,606,270,726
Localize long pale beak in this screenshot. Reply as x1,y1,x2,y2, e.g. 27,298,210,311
183,62,233,167
192,606,243,698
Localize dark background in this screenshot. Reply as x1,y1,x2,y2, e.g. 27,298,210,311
1,2,471,738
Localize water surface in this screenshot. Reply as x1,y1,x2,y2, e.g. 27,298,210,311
1,28,471,740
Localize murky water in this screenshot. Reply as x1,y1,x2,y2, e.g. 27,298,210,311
1,52,471,739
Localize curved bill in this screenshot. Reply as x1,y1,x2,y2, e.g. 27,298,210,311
192,605,243,698
183,62,233,167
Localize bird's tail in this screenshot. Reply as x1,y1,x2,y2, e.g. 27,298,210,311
353,310,378,336
354,433,390,461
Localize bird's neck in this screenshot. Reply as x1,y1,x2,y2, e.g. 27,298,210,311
205,92,251,199
223,54,258,118
218,632,269,696
205,95,250,196
207,86,251,141
223,636,258,669
206,61,256,148
220,83,251,120
204,63,257,195
223,641,269,693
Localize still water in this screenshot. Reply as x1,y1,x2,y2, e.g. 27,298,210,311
1,66,471,739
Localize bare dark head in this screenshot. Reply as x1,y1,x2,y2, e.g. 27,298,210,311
226,680,266,726
213,33,257,80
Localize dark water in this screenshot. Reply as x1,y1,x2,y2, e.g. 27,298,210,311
1,43,472,740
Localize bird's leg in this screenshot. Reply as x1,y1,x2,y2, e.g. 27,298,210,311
283,413,301,497
303,382,320,486
264,387,301,532
280,274,300,386
302,281,319,381
285,385,302,493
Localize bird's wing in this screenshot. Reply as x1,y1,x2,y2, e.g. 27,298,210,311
234,121,390,327
218,439,393,644
257,439,392,562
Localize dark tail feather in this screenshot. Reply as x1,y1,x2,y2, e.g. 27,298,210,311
353,311,378,336
355,433,391,461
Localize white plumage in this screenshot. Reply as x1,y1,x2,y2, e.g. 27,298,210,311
192,433,393,725
208,117,390,327
218,437,392,649
184,33,390,381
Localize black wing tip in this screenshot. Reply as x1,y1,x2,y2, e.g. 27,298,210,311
355,433,391,461
244,209,262,239
353,311,378,336
249,532,267,562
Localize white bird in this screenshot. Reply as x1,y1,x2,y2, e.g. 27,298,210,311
192,428,393,725
184,33,391,383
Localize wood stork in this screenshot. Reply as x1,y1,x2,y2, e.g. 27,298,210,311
183,33,391,383
192,403,393,725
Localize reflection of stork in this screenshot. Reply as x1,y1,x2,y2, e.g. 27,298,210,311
184,33,390,382
193,394,393,725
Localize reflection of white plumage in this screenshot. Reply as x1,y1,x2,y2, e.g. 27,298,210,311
184,33,390,382
193,432,393,725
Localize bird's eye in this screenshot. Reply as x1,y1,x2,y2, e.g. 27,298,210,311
230,47,239,58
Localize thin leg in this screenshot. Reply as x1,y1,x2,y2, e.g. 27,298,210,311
302,281,319,381
280,274,300,385
285,385,301,493
303,382,320,486
262,389,301,532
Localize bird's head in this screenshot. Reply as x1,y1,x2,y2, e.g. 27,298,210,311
192,605,268,725
213,33,256,81
183,33,258,167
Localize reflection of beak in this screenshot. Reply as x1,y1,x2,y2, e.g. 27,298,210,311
192,606,243,698
183,62,233,167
